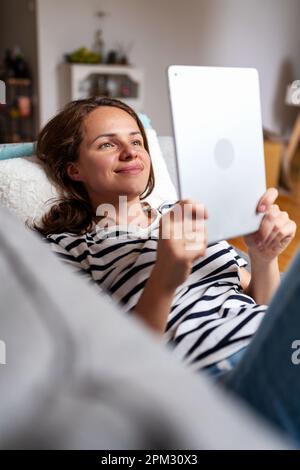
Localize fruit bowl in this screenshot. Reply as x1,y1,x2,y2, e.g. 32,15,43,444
65,47,101,64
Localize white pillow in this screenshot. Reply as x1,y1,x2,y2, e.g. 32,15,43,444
144,128,178,209
0,156,57,224
0,129,178,224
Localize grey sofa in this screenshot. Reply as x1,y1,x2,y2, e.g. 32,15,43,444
0,205,288,449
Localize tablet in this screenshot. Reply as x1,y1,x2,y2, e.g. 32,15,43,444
168,65,266,244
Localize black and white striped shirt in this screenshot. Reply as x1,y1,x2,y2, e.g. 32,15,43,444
47,202,267,371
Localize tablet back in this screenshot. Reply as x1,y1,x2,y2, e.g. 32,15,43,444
168,65,266,244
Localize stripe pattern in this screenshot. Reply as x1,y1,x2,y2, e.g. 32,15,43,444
46,203,267,370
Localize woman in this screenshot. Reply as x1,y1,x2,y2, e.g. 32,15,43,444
35,97,295,377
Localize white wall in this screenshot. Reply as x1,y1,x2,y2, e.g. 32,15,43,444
36,0,300,135
191,0,300,137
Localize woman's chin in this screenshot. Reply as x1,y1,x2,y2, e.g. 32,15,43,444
119,185,147,198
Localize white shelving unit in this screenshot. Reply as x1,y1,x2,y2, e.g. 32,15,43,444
60,63,144,112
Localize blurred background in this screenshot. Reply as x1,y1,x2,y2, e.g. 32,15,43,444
0,0,300,268
0,0,299,137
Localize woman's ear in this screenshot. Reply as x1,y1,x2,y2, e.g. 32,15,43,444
66,162,83,182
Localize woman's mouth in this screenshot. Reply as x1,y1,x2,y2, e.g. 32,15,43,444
116,165,143,175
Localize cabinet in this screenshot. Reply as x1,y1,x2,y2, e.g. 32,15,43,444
0,78,34,143
59,64,144,112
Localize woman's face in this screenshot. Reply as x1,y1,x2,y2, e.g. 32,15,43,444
68,106,151,207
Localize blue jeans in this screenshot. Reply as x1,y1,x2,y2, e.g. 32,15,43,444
203,347,248,379
211,250,300,445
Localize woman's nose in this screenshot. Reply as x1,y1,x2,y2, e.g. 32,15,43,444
119,145,138,161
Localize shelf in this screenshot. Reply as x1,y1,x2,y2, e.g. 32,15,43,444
59,63,144,112
6,78,31,87
0,77,34,143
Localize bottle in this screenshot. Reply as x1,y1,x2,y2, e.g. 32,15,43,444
92,30,104,63
12,46,30,79
4,49,15,78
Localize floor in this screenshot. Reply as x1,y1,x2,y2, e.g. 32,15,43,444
229,150,300,272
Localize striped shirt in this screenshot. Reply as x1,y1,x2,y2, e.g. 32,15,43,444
47,202,267,371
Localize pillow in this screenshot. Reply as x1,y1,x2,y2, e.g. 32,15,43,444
143,127,178,209
0,155,57,224
139,113,178,207
0,119,178,224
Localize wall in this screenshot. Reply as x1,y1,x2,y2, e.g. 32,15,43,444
36,0,199,133
36,0,300,135
191,0,300,137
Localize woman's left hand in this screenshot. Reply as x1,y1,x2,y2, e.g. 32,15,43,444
244,187,297,261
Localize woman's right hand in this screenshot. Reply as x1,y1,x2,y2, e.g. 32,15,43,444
155,199,208,292
134,200,208,334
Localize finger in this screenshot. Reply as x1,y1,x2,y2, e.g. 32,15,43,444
259,205,283,242
182,202,206,233
185,201,205,218
160,211,178,239
178,199,208,218
257,187,278,213
263,212,290,246
263,225,282,247
184,222,206,243
162,204,203,241
178,198,199,209
270,234,293,252
269,226,294,251
255,206,280,244
270,222,296,250
184,226,208,257
191,202,206,220
255,224,273,247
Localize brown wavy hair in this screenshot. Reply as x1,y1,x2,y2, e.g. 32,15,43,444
34,97,155,236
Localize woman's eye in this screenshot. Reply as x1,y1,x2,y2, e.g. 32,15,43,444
132,140,143,146
99,142,113,150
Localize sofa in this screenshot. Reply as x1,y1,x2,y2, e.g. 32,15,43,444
0,204,289,450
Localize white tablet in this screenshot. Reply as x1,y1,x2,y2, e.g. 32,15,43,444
168,65,266,244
